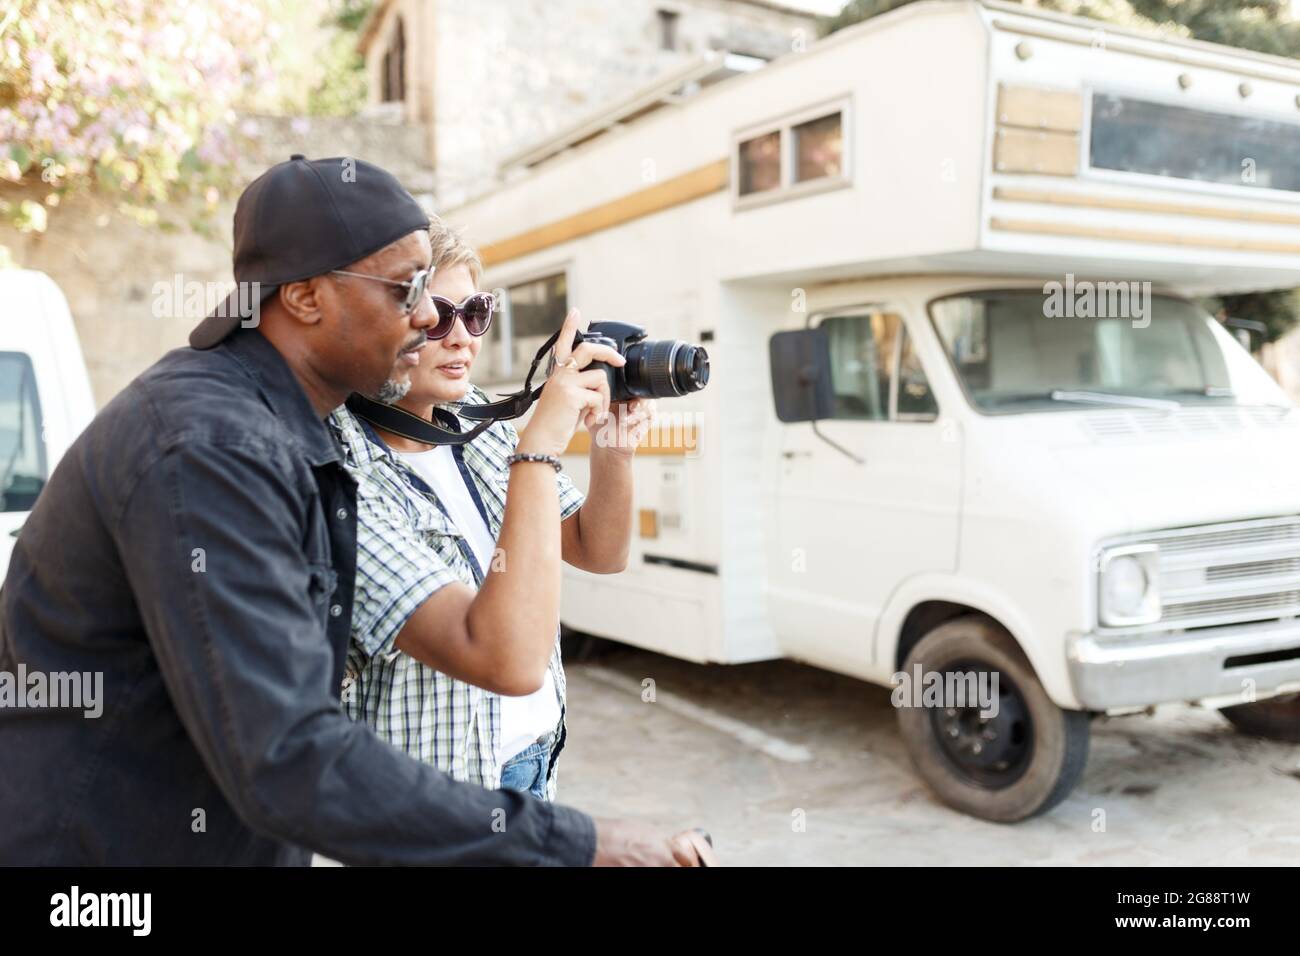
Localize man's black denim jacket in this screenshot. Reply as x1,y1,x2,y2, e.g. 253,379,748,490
0,329,596,866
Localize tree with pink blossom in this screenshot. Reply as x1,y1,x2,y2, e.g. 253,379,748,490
0,0,279,236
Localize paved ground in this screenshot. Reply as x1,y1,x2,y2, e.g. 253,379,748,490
558,643,1300,866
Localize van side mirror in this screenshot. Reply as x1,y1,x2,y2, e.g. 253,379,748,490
769,328,834,422
1223,316,1267,352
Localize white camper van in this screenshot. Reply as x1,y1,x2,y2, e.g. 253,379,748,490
0,270,96,576
451,0,1300,821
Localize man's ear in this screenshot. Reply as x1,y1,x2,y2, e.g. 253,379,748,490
278,277,326,327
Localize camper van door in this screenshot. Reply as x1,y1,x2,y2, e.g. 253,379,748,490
769,305,960,674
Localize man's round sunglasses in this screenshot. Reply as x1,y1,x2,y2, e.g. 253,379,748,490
329,268,495,339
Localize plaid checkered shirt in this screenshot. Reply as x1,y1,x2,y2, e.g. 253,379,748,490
328,386,584,800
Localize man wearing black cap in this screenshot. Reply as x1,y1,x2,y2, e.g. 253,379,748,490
0,156,707,866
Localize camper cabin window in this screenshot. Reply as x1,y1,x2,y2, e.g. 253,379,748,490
1089,93,1300,193
735,100,850,205
738,131,781,195
820,312,937,422
794,113,843,183
484,273,569,384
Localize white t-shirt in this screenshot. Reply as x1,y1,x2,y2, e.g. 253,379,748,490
397,445,561,764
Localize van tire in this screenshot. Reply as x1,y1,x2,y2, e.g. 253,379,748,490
896,615,1090,823
559,625,613,663
1219,693,1300,743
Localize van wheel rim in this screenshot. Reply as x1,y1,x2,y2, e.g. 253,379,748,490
928,660,1034,788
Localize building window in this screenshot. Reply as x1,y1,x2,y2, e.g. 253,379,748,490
482,273,569,384
821,312,936,421
734,100,850,206
657,9,680,52
381,17,406,103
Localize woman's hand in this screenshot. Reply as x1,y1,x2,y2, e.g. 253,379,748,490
589,397,657,459
517,308,626,458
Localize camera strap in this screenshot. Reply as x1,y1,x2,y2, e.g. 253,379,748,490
344,393,494,446
459,325,564,421
345,326,566,447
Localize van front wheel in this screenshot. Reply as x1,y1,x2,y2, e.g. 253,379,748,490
896,616,1090,823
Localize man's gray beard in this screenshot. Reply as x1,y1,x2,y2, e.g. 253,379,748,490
374,377,412,404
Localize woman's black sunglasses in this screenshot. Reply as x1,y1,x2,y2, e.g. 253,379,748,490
427,292,495,340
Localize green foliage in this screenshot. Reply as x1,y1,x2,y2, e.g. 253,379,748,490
1206,289,1300,343
330,0,375,32
823,0,1300,52
1127,0,1300,58
302,0,373,118
0,0,375,251
820,0,918,34
0,0,277,233
250,0,373,118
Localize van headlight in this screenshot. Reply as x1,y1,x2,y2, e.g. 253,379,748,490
1098,543,1161,627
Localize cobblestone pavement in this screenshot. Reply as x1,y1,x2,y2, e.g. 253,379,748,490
558,645,1300,866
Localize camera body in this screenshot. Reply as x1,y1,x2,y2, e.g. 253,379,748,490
572,321,710,403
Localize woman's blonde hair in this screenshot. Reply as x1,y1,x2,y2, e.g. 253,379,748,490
428,214,483,286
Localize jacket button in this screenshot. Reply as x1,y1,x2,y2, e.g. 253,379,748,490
330,604,343,618
336,508,348,520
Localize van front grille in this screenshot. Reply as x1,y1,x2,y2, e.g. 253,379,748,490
1108,516,1300,632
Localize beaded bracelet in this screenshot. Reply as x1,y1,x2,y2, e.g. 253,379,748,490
506,452,562,473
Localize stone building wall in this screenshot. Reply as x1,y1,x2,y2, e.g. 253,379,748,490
0,114,435,406
362,0,816,205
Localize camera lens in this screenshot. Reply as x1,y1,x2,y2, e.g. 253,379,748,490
675,343,710,392
625,339,710,398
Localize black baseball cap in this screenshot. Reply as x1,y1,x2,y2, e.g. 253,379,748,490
190,154,431,349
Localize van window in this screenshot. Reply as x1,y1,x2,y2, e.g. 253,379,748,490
821,312,937,421
897,330,939,418
1090,93,1300,193
793,113,844,184
929,289,1289,413
0,352,47,512
738,131,782,196
484,272,568,383
735,100,850,205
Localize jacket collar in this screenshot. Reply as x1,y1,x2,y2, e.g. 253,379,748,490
222,329,342,468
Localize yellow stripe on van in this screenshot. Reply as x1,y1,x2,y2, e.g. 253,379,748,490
990,217,1300,256
480,160,729,267
992,187,1300,228
563,422,699,457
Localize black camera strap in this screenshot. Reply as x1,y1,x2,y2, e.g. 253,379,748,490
345,393,494,446
345,326,567,446
459,325,564,420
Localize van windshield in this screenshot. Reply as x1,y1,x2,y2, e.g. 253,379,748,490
929,289,1292,414
0,351,47,512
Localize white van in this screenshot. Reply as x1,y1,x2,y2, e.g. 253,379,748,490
452,0,1300,820
0,270,96,574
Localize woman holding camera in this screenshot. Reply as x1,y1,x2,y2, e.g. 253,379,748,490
330,217,656,802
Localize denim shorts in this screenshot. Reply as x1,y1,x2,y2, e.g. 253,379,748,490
499,735,555,801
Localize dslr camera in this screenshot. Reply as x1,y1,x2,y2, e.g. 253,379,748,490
564,321,710,402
